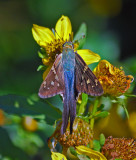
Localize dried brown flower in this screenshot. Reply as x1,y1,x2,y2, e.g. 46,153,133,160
102,136,136,160
48,118,93,151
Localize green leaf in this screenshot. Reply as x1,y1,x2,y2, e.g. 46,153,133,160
0,94,61,125
0,127,30,160
125,94,136,98
94,111,109,118
38,47,48,59
37,65,47,71
46,95,63,112
38,50,45,59
74,23,87,49
117,96,129,119
99,133,105,146
97,104,105,111
93,140,101,151
69,147,77,157
122,105,129,119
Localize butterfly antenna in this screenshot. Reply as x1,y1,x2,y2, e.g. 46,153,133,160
53,29,63,41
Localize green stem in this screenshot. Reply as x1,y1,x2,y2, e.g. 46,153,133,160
77,93,88,115
90,98,99,130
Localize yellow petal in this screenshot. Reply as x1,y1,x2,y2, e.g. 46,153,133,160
76,146,107,160
101,60,115,75
32,24,55,47
51,152,67,160
55,15,72,41
42,57,51,66
77,49,101,65
93,60,115,75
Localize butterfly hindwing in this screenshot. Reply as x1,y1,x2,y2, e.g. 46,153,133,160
38,53,65,98
75,52,103,97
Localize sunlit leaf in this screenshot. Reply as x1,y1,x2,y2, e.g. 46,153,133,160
37,65,47,71
100,133,106,146
38,50,45,59
93,140,101,151
95,111,109,118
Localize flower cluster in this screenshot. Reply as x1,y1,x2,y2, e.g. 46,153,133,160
48,118,93,151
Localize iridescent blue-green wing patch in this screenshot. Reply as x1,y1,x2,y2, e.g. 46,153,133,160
38,53,65,98
75,52,103,97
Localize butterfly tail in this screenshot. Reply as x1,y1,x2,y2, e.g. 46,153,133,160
61,71,76,135
61,96,69,135
61,96,76,135
69,98,76,134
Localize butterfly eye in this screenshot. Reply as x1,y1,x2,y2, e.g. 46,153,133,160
63,42,69,48
63,42,74,49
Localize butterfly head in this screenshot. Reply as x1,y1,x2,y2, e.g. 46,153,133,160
63,42,74,50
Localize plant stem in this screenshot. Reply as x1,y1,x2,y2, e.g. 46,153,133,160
90,98,99,130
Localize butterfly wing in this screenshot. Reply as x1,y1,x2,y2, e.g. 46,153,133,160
38,53,65,98
75,52,103,97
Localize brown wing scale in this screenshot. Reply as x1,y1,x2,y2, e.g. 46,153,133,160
38,53,65,98
75,52,103,97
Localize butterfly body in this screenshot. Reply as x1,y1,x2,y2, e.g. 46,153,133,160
62,43,76,134
39,42,103,134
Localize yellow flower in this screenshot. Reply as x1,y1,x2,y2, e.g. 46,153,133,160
76,146,107,160
93,60,134,96
32,15,100,78
51,152,67,160
22,116,38,132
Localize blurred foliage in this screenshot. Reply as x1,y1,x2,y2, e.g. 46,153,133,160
0,0,136,159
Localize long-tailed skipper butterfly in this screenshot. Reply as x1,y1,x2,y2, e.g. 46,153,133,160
38,42,103,134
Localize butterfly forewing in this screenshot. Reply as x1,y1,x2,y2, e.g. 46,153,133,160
75,52,103,97
38,53,65,98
